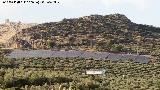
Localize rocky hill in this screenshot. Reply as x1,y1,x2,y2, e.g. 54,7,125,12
4,14,160,57
0,19,36,47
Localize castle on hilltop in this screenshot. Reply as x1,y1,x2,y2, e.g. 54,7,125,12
0,19,36,32
5,19,21,25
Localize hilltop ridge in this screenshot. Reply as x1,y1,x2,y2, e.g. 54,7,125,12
1,14,160,58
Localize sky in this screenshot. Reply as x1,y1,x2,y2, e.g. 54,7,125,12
0,0,159,27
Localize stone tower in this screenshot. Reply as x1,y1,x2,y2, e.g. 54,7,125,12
5,19,10,25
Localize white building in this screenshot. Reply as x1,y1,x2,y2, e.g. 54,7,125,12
86,69,106,75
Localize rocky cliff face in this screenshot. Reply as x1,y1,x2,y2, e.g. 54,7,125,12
0,19,36,48
4,14,160,55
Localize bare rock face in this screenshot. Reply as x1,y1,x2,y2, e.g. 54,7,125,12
0,19,36,48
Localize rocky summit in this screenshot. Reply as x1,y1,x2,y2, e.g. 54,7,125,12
2,14,160,57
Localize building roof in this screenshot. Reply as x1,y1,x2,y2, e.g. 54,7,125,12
86,69,106,75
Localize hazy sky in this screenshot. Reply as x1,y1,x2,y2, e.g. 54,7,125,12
0,0,159,27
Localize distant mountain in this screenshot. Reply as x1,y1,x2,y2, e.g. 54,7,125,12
3,14,160,56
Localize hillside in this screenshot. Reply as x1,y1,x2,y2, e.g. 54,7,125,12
5,14,160,58
0,19,36,48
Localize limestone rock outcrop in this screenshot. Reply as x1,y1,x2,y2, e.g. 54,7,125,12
0,19,36,48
